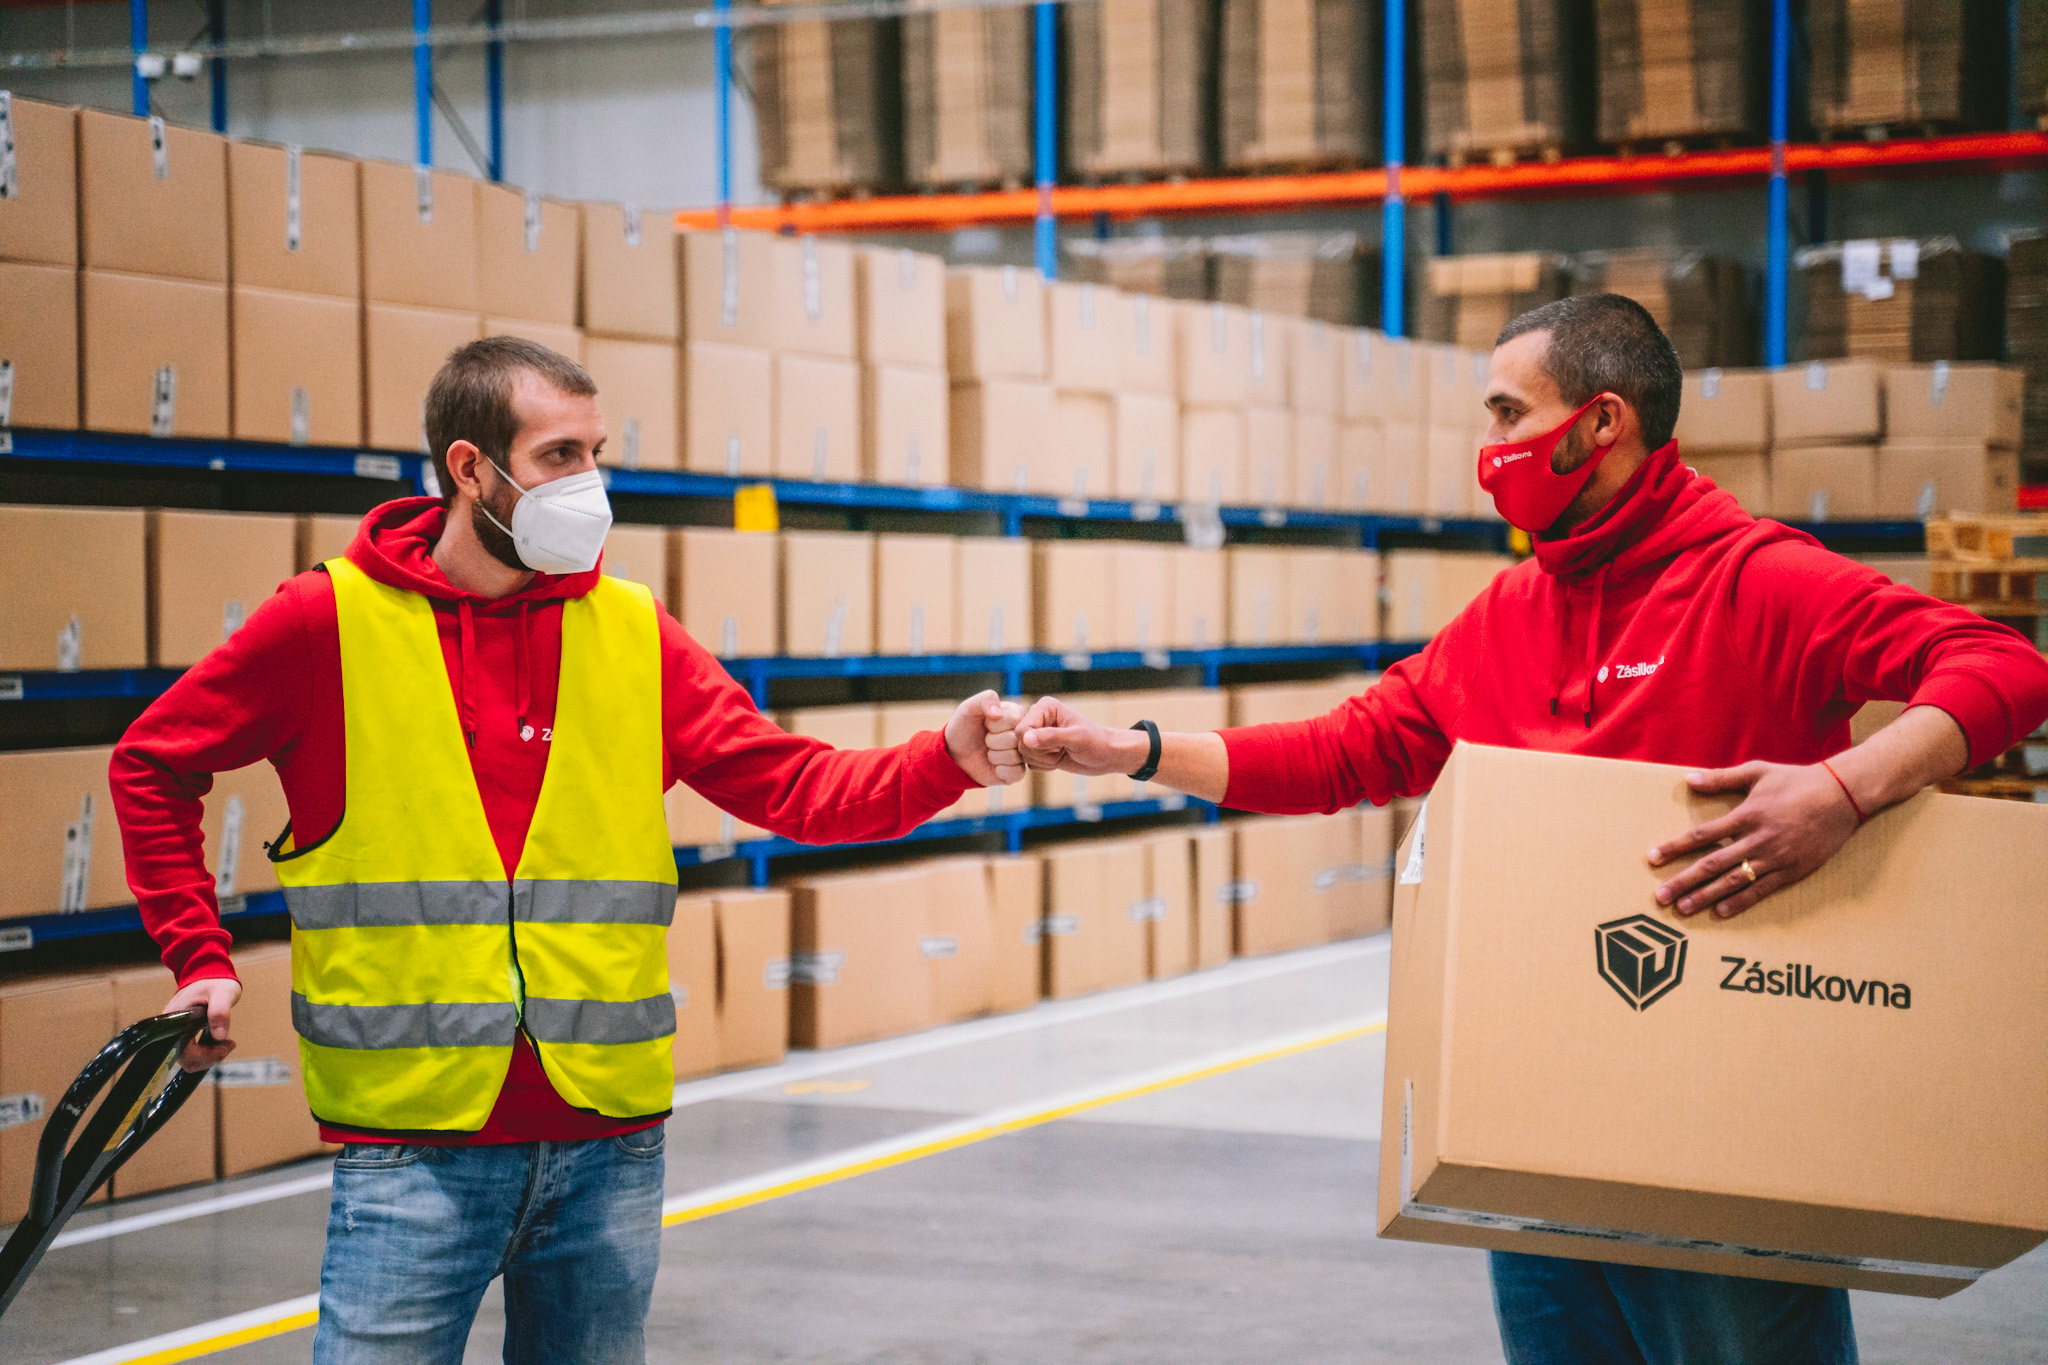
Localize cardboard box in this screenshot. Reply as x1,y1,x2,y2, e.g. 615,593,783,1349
1227,546,1289,646
580,202,679,342
0,505,148,671
1141,832,1196,980
1335,550,1379,642
1048,282,1126,392
1379,742,2048,1295
105,965,218,1198
0,973,116,1224
1339,327,1378,421
1882,363,2024,449
230,287,363,447
665,781,766,849
778,704,880,750
1191,826,1233,969
483,316,583,362
77,110,227,283
858,247,946,369
781,530,874,656
1123,293,1177,396
298,514,358,572
1182,406,1247,505
1288,548,1342,644
204,761,290,899
1368,334,1430,425
1772,360,1883,446
0,94,78,267
225,140,358,298
679,228,776,349
1770,445,1879,523
476,183,579,326
713,889,793,1070
1291,319,1342,417
789,866,933,1047
955,537,1032,654
1382,420,1428,512
876,534,958,654
148,510,295,668
1177,302,1252,405
985,856,1044,1013
865,364,949,486
773,352,860,482
1425,344,1481,433
1170,547,1226,649
1232,816,1326,955
1112,391,1180,502
1337,422,1382,510
80,270,230,439
0,259,80,430
951,380,1053,493
217,943,335,1177
585,336,681,471
668,894,721,1078
1107,542,1173,651
601,523,673,613
1875,443,2019,520
0,746,126,918
1050,392,1115,499
1246,310,1291,408
1229,679,1355,727
1341,802,1396,940
1034,541,1113,652
1293,413,1338,508
1040,840,1151,999
683,340,773,476
675,527,776,657
1675,368,1772,453
921,856,997,1024
363,303,482,452
1384,551,1514,641
769,234,856,359
1245,406,1294,508
946,266,1046,380
1691,451,1770,514
1424,424,1476,517
359,160,479,312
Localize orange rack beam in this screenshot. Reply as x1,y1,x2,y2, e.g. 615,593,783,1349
676,131,2048,234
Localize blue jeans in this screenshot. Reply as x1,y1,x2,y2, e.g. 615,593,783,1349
1490,1252,1859,1365
315,1127,667,1364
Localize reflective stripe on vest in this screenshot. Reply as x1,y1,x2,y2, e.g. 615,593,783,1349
274,557,679,1133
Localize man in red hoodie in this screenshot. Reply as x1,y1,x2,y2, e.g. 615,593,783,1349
111,337,1021,1362
1013,295,2048,1363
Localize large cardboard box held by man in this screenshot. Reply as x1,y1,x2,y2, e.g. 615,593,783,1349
1379,742,2048,1297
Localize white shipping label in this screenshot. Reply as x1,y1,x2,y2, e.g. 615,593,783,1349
60,792,94,914
824,600,848,657
1141,447,1157,497
1001,264,1019,303
1862,277,1894,302
151,365,177,437
1133,295,1151,354
1129,896,1167,922
788,950,846,986
0,91,16,198
763,958,793,989
622,202,643,246
724,434,742,476
802,237,822,319
719,812,737,844
1809,490,1829,523
670,983,690,1008
1079,282,1096,329
721,227,740,327
414,165,435,223
1250,312,1267,381
1840,239,1881,295
720,616,739,657
1401,1078,1414,1201
215,794,245,897
1134,603,1151,649
904,436,920,483
909,604,926,655
1313,867,1341,892
1302,606,1320,642
1700,367,1722,399
1471,351,1487,386
814,427,831,479
1916,480,1937,521
212,1057,293,1088
987,603,1005,652
1220,879,1258,905
1398,798,1428,884
0,927,32,953
56,614,82,672
1209,302,1227,352
1930,360,1950,406
920,935,959,959
523,189,543,253
356,453,403,481
1353,329,1372,371
1804,361,1828,391
622,416,642,470
0,1093,47,1130
0,358,14,426
284,145,303,251
1042,914,1079,936
1012,464,1030,492
898,248,917,289
222,600,247,642
420,461,442,499
289,386,311,447
150,116,169,180
1888,238,1919,279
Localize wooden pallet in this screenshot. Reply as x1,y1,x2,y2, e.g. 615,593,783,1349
1608,133,1745,159
1925,513,2048,563
774,184,881,206
1814,119,1969,144
1444,142,1565,170
1929,565,2047,616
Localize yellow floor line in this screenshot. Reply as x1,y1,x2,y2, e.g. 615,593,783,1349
121,1311,322,1365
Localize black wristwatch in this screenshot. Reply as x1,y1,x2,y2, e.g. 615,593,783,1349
1129,719,1162,783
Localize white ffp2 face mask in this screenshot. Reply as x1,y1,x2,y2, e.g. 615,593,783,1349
477,460,613,574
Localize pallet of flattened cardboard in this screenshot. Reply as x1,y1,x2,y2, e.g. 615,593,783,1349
1217,0,1378,173
1806,0,2004,138
1924,514,2048,618
1796,238,2004,365
1594,0,1761,149
1381,741,2048,1296
1419,0,1584,164
751,0,901,198
1064,0,1213,182
900,8,1032,189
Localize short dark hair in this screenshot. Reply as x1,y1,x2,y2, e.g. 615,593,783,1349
1496,294,1683,450
424,336,597,501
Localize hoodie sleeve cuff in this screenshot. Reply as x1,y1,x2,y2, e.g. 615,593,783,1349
173,947,242,993
1909,671,2021,769
905,728,979,810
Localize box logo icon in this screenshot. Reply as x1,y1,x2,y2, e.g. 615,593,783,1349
1595,914,1687,1011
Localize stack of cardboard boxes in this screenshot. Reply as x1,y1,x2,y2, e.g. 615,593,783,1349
361,158,483,451
1420,0,1578,163
1797,237,2005,366
750,4,899,199
1335,332,1499,518
582,204,681,473
1063,0,1213,181
1217,0,1378,172
1419,252,1569,353
1568,248,1755,369
1806,0,1992,134
1594,0,1758,147
0,92,81,438
900,9,1034,190
1209,230,1373,329
2010,233,2048,482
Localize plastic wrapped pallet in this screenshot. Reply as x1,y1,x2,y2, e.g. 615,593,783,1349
752,4,900,197
1569,248,1754,368
1218,0,1380,173
1063,235,1211,301
1797,238,2004,364
2009,233,2048,481
1420,0,1583,163
1806,0,2001,135
901,8,1033,188
1416,252,1568,351
1064,0,1213,180
2022,4,2048,130
1594,0,1759,146
1209,230,1375,326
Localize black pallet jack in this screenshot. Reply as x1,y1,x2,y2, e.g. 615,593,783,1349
0,1007,214,1319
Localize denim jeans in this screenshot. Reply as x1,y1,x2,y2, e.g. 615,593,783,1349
314,1127,667,1365
1490,1252,1859,1365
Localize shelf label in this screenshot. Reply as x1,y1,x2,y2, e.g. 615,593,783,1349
285,145,303,251
1060,652,1091,672
1259,508,1287,528
355,454,403,482
1131,499,1161,522
213,1058,293,1088
0,1093,47,1129
149,116,168,180
1,358,14,429
59,792,94,914
414,165,435,222
1142,649,1171,670
0,927,31,953
622,202,642,246
1057,497,1089,517
150,366,177,437
0,676,22,702
0,91,15,198
524,189,544,253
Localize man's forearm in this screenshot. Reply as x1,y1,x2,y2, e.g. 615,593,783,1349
1830,704,1969,814
1107,728,1229,804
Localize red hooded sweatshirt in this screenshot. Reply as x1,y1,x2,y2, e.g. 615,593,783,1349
110,498,977,1144
1221,444,2048,812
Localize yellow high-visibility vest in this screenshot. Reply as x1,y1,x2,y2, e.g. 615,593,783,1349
272,557,679,1132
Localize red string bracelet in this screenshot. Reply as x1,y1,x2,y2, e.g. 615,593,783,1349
1820,757,1868,824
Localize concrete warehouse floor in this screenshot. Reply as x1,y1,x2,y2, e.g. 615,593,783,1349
3,939,2043,1364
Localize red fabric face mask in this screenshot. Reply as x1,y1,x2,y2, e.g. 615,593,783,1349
1476,395,1609,532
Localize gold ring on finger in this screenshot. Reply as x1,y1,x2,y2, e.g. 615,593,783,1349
1740,859,1758,885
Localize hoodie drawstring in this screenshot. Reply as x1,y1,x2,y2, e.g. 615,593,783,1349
1581,565,1609,729
1548,588,1572,719
515,600,532,740
457,599,479,747
1549,564,1611,729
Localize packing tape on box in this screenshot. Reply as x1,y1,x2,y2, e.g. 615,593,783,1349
1208,302,1228,353
909,604,926,655
1250,313,1267,382
898,248,917,289
57,614,81,672
1043,914,1080,936
60,791,95,914
222,599,248,643
622,202,642,247
721,227,741,327
1133,296,1153,355
415,165,435,223
285,145,303,251
1930,360,1950,406
670,983,690,1008
802,237,822,320
904,434,921,484
986,604,1005,652
763,957,792,989
1399,1081,1983,1284
1128,897,1167,922
1398,799,1428,884
1220,879,1258,905
919,935,960,959
621,416,642,470
0,358,14,427
0,91,17,198
214,794,245,897
0,1092,48,1129
149,115,168,180
824,600,848,657
1079,282,1097,330
1001,264,1019,303
151,365,177,437
290,386,311,447
212,1057,293,1088
524,189,543,253
1700,367,1722,399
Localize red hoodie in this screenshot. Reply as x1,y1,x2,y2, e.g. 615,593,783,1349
1222,444,2048,812
110,498,977,1144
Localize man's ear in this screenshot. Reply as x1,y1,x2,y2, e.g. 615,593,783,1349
444,439,485,501
1591,393,1628,448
